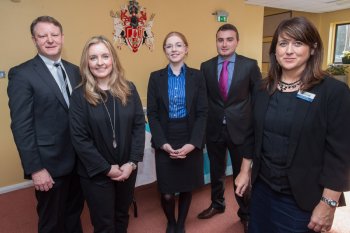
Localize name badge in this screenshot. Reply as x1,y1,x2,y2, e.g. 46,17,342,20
297,90,316,102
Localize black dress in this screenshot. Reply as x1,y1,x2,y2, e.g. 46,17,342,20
155,118,204,193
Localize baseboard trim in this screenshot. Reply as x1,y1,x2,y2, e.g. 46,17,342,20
0,180,33,194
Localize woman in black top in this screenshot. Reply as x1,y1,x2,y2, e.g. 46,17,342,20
147,31,207,233
70,36,145,233
247,17,350,233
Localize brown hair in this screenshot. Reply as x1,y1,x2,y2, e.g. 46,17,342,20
30,16,63,36
79,35,130,106
264,16,326,94
162,31,189,52
216,23,239,41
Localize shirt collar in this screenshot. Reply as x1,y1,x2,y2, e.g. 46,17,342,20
218,53,236,65
38,54,62,67
167,64,186,77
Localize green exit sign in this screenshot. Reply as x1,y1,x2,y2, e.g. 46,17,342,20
217,16,227,22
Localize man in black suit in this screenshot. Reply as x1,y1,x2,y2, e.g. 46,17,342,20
197,24,261,232
7,16,84,233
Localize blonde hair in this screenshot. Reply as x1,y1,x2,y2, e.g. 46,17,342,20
79,35,130,106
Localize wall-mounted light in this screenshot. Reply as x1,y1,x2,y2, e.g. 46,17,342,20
212,10,229,22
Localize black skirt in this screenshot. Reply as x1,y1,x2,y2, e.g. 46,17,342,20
155,118,204,193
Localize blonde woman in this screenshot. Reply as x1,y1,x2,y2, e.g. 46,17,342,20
70,35,145,233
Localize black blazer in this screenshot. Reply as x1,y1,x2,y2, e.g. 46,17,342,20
147,65,208,149
252,77,350,211
69,83,145,179
201,54,261,157
8,55,81,178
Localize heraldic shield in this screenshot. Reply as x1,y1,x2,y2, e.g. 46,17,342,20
125,26,145,52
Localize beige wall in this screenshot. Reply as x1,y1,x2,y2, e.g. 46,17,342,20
0,0,263,188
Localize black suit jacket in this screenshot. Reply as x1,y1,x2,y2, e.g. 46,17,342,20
8,55,80,178
201,54,261,157
147,65,208,149
252,77,350,211
69,83,145,179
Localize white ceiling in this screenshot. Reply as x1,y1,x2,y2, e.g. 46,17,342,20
245,0,350,13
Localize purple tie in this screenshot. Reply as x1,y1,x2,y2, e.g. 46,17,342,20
219,60,229,101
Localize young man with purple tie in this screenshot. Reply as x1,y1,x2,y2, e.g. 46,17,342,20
197,23,261,233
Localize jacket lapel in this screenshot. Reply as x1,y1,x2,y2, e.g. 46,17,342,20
227,55,242,101
62,60,79,89
159,67,169,112
255,89,270,158
286,90,315,165
185,67,195,112
33,55,69,110
91,101,116,159
208,57,224,106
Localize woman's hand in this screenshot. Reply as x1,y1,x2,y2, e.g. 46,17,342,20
169,144,195,159
235,158,252,197
235,171,251,197
307,201,336,232
162,143,180,159
112,163,134,182
308,189,340,232
107,165,123,179
162,143,176,153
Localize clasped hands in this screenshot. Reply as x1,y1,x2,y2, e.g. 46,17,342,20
107,163,133,182
162,143,195,159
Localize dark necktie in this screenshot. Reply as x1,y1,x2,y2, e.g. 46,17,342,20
54,63,70,105
219,60,229,101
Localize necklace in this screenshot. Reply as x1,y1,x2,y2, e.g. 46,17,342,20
278,79,301,92
99,92,117,148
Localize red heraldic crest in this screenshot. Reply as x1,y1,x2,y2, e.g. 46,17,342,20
110,0,155,53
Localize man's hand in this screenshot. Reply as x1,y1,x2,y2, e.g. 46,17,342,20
31,168,55,192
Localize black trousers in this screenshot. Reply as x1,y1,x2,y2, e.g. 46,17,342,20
80,171,137,233
206,125,249,220
35,172,84,233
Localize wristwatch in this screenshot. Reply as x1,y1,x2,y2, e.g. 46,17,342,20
128,161,137,170
321,196,338,207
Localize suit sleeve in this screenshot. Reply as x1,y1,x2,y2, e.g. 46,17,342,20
240,60,261,159
249,60,262,92
238,59,261,159
69,90,111,178
189,71,208,148
129,83,145,162
147,73,167,149
319,82,350,191
7,67,43,176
